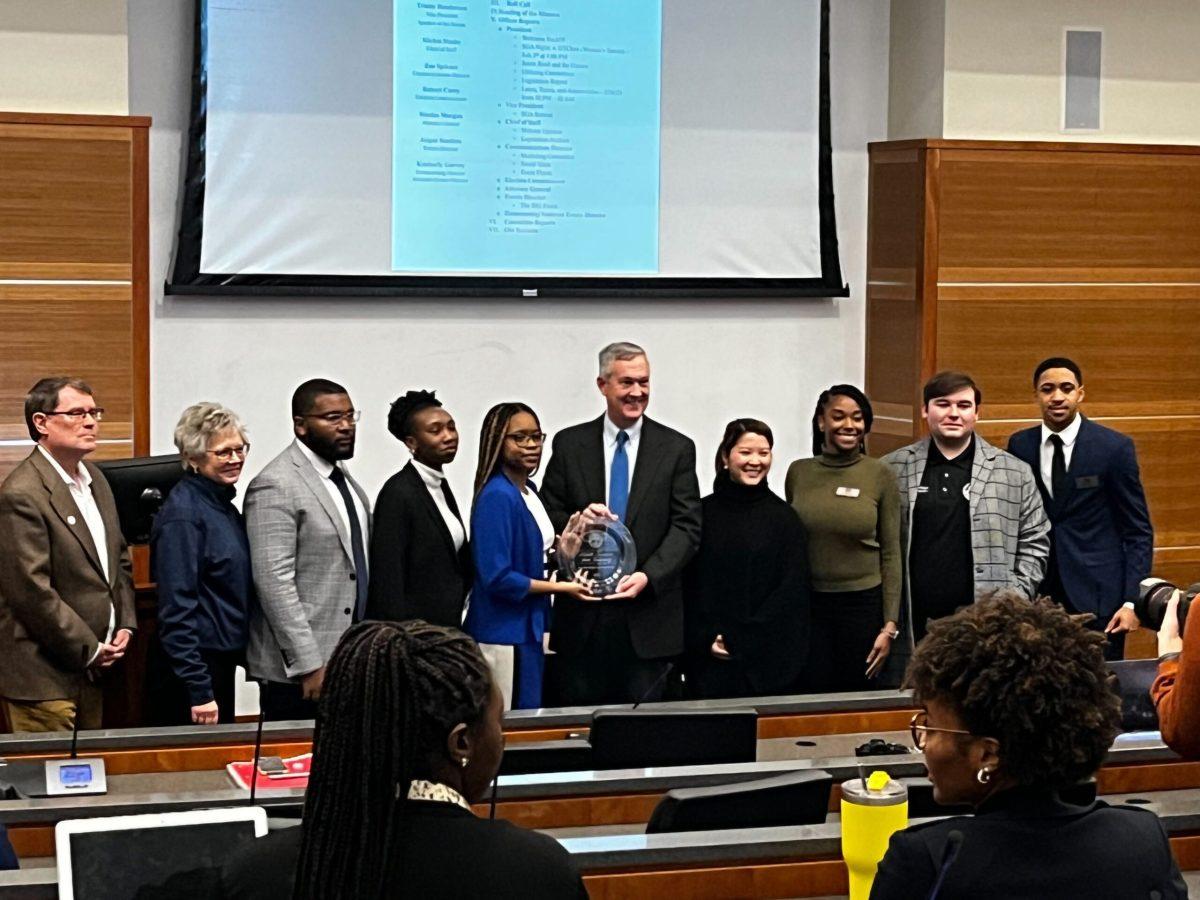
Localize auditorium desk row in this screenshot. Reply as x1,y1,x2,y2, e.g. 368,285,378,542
0,729,1185,855
2,786,1199,899
0,689,918,776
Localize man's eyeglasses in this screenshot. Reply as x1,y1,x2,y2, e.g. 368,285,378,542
207,444,250,462
910,711,973,750
42,408,104,422
505,431,546,447
303,410,361,424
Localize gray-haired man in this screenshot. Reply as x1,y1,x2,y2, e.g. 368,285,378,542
541,342,702,706
883,371,1049,658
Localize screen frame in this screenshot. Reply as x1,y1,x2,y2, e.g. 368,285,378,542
55,807,269,900
167,0,847,299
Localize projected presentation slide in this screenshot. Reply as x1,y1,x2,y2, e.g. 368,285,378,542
392,1,661,273
198,0,823,282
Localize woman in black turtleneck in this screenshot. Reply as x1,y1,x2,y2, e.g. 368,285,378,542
684,419,810,700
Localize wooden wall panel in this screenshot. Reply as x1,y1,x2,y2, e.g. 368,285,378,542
866,147,927,461
0,113,148,486
0,126,132,273
936,147,1200,278
935,289,1200,412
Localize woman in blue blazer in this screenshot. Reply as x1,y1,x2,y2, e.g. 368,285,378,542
465,403,588,709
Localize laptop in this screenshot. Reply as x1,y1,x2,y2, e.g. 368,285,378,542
55,807,268,899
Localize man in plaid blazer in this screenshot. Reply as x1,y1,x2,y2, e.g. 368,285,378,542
882,372,1049,674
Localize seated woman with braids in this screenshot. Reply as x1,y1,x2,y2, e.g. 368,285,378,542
222,620,586,899
871,592,1184,900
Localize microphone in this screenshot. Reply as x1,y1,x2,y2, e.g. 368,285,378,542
632,662,674,710
488,774,498,821
926,829,963,900
69,644,89,760
249,682,267,805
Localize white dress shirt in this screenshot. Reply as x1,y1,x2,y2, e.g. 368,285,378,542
294,440,370,568
38,446,116,651
602,415,644,503
520,486,556,553
1039,414,1083,498
412,459,467,551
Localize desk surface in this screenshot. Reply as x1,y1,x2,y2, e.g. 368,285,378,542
0,730,1175,826
2,789,1198,896
0,688,916,755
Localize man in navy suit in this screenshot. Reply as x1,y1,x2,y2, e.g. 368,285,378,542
1008,358,1153,659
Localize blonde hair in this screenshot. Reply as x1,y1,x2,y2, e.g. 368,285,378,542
173,402,248,468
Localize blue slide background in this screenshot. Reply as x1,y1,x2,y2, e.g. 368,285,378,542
392,0,662,273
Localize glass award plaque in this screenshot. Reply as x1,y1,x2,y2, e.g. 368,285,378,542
559,513,637,597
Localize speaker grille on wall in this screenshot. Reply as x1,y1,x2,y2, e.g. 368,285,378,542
1064,29,1102,130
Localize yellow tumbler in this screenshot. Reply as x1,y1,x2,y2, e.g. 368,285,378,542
840,771,908,900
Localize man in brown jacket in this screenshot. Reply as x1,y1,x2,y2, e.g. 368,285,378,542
0,377,136,731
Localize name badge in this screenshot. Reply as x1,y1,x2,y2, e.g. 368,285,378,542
1075,475,1100,489
836,487,861,498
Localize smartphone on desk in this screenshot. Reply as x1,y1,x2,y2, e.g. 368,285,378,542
257,756,290,778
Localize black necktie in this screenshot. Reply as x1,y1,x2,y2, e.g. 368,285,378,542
1049,434,1067,501
329,466,369,620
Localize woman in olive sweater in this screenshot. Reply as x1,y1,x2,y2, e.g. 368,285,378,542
785,385,902,692
684,419,810,699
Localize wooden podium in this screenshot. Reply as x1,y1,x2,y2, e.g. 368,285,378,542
865,138,1200,590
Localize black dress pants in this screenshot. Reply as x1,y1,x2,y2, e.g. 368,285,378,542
555,607,672,706
802,585,884,693
259,680,319,722
146,639,242,726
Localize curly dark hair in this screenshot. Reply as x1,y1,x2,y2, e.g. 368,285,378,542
905,591,1120,789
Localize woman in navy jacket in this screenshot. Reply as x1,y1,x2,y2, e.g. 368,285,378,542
464,403,588,709
149,403,254,725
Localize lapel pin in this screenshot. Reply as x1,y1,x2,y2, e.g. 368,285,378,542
67,515,77,525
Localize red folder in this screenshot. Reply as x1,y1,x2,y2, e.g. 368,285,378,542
226,752,312,791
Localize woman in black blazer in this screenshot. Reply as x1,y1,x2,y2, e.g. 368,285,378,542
871,592,1185,900
366,390,472,628
219,620,586,899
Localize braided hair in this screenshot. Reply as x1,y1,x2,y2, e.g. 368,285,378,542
473,402,539,499
292,620,493,899
387,390,441,442
810,384,874,456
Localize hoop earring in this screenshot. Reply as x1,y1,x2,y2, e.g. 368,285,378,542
976,767,992,785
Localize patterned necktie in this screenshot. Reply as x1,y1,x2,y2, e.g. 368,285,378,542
609,430,630,521
329,466,369,620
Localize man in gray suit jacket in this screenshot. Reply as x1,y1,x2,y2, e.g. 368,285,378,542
882,371,1049,675
245,379,371,721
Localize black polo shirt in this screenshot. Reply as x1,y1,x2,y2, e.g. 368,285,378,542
910,437,974,639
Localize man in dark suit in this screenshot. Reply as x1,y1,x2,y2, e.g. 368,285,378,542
1008,357,1153,660
367,390,472,627
0,377,136,731
541,342,702,705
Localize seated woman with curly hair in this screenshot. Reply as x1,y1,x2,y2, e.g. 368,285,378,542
871,592,1185,900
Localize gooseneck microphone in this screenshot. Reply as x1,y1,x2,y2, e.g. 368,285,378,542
632,662,674,710
69,644,90,760
927,829,964,900
249,684,267,805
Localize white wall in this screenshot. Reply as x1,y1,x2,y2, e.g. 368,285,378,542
0,1,127,114
943,0,1200,142
128,0,891,509
888,0,945,140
